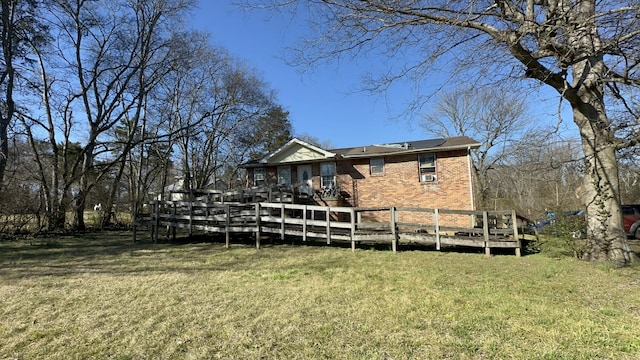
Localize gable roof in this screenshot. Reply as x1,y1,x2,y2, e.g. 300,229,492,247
243,136,481,167
256,138,335,164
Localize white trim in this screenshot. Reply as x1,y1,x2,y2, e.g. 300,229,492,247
320,162,337,189
341,142,481,158
418,153,436,182
258,138,335,164
253,168,266,186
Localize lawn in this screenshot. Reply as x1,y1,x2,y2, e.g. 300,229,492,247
1,232,640,359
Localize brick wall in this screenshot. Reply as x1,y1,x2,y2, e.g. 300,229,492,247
340,150,474,210
247,149,475,216
337,150,475,225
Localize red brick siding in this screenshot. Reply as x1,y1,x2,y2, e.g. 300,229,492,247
340,150,474,209
338,150,475,225
247,149,475,218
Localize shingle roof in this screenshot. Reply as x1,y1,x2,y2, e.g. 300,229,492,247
242,136,481,167
331,136,480,158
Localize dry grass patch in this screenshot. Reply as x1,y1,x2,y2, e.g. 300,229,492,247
1,232,640,359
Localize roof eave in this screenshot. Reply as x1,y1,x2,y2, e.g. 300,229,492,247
258,138,335,164
341,142,481,158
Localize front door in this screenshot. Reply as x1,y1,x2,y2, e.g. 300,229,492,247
297,165,313,196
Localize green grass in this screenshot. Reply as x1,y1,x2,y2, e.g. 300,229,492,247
2,233,640,359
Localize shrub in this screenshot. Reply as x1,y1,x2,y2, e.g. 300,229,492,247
537,215,587,258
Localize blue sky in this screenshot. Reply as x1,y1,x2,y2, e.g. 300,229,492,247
190,1,576,149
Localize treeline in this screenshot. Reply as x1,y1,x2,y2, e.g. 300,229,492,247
483,139,640,220
2,2,638,234
421,88,640,221
0,0,291,232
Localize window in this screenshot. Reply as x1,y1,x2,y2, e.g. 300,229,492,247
277,166,291,186
253,168,266,186
320,162,336,190
418,153,436,182
370,158,384,175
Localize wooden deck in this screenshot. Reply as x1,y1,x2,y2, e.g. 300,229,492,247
134,193,525,256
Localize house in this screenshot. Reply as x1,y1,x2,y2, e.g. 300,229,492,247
243,136,481,213
157,177,229,201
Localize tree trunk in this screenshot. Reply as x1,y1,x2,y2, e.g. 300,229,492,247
0,120,8,193
575,107,634,266
74,187,86,230
0,0,15,194
564,6,634,266
74,147,94,230
101,155,128,227
571,82,634,266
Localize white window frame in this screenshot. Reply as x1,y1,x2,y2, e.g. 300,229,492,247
320,162,336,190
253,168,266,186
370,158,385,175
418,153,436,182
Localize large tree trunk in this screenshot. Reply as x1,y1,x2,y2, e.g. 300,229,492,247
564,2,634,266
574,104,634,266
570,60,635,266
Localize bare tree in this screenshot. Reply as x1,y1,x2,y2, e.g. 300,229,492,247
17,0,194,230
495,138,584,217
0,0,43,194
420,88,536,209
155,38,280,193
259,0,640,265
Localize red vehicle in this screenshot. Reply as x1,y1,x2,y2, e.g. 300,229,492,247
622,205,640,239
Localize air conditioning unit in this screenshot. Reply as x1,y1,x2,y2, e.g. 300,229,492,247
421,174,436,182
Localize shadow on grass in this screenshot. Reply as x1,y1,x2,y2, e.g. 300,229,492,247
0,231,357,280
0,231,230,278
0,228,538,281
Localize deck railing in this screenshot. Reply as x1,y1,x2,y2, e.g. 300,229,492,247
134,200,524,256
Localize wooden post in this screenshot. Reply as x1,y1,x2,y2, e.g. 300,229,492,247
150,202,155,243
255,203,261,249
165,202,171,240
390,207,397,253
483,211,490,257
434,208,440,251
302,205,308,242
132,202,138,243
133,224,137,243
188,198,193,237
189,190,194,237
172,202,177,241
512,210,521,257
153,201,160,243
225,204,231,248
350,208,356,252
326,206,331,244
280,203,286,241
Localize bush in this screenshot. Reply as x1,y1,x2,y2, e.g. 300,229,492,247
535,234,587,258
536,215,587,258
